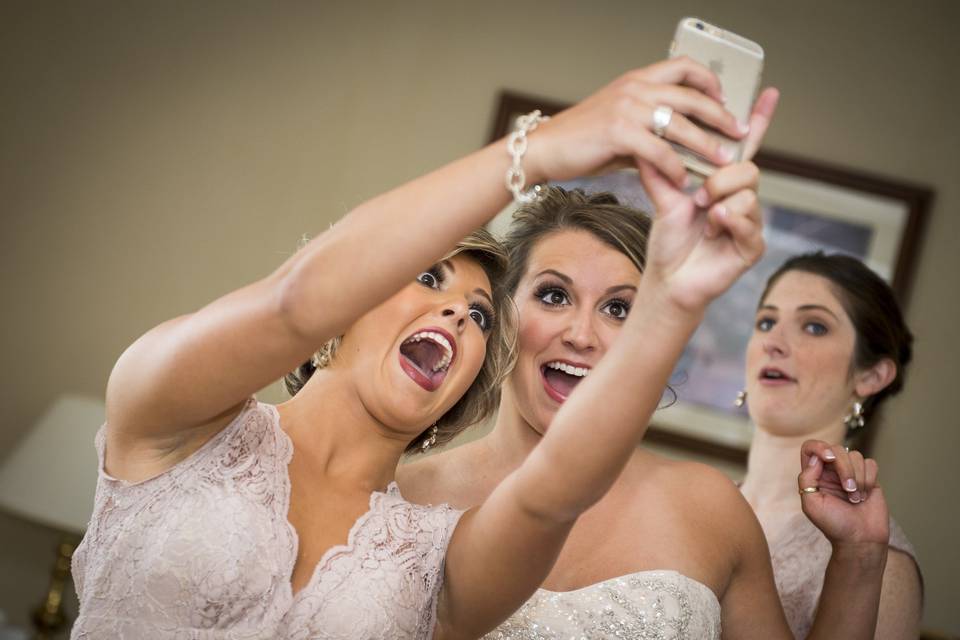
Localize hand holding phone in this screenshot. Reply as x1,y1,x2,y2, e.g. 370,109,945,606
668,17,764,177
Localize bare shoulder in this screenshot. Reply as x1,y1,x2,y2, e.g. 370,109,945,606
640,456,762,542
652,457,747,504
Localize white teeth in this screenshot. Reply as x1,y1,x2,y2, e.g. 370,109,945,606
407,331,454,372
545,361,590,378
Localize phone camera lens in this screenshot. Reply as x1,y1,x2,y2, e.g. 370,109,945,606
695,22,704,30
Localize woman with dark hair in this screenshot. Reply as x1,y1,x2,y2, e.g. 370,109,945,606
72,57,769,639
740,252,923,638
399,90,900,635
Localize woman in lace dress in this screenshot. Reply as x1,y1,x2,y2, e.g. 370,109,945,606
399,92,893,640
72,58,768,639
739,253,923,638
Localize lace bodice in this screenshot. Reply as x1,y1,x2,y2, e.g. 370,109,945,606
484,570,721,639
769,512,920,638
71,400,462,639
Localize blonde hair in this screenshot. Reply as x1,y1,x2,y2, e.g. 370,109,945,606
284,228,515,453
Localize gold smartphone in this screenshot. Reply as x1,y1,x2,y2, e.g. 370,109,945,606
669,17,764,177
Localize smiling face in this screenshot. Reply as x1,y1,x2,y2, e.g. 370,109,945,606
336,254,495,439
744,270,863,437
507,230,642,435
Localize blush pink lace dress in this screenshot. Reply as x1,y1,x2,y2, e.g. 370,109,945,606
71,399,463,639
769,512,921,638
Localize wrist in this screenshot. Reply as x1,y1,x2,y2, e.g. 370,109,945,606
830,540,888,574
634,278,706,329
504,111,551,203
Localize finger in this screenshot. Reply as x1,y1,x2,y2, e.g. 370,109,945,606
639,56,725,103
741,87,780,161
697,161,760,206
635,84,746,140
637,160,679,214
800,439,836,467
825,444,859,496
657,110,733,167
709,195,765,263
848,450,867,504
797,452,824,498
614,117,688,189
705,188,758,239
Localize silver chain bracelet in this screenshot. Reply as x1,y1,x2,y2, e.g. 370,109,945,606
505,110,550,204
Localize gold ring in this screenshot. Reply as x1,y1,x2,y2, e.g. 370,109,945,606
799,486,820,495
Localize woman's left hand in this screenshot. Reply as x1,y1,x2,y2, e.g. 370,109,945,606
798,439,890,547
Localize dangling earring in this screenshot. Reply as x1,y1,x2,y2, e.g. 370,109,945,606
734,390,747,408
843,401,865,430
420,424,439,452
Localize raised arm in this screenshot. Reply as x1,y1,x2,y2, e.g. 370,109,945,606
105,58,746,482
436,145,767,637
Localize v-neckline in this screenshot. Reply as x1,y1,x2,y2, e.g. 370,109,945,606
266,404,401,601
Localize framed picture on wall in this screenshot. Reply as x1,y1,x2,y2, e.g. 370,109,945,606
489,90,932,462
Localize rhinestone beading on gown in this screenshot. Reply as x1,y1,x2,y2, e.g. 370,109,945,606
486,570,720,639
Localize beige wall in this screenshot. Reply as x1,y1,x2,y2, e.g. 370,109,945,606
1,0,957,633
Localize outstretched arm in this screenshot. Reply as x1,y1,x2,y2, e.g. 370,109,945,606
437,154,768,639
105,58,746,483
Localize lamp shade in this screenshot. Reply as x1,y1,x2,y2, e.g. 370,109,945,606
0,394,105,532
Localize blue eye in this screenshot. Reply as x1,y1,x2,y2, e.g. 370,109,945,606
602,298,630,320
804,322,828,336
756,317,774,331
536,286,569,307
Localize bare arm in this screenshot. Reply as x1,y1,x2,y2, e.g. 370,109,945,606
875,550,923,640
106,57,745,483
435,149,767,637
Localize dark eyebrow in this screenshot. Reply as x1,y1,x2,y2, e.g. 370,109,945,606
757,302,840,321
797,304,840,321
535,269,572,284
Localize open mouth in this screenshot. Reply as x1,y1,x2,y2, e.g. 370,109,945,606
398,328,456,392
759,367,795,384
541,360,591,402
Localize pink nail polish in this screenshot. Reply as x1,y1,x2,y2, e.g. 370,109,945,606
807,455,818,467
844,478,857,492
713,205,728,218
849,491,862,504
824,450,836,461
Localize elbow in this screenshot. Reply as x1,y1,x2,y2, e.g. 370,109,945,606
275,261,328,343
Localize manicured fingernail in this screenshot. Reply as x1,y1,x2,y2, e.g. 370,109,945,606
718,146,735,163
738,121,750,135
807,455,818,467
824,450,836,461
849,491,862,503
694,188,709,207
844,478,857,492
713,204,728,218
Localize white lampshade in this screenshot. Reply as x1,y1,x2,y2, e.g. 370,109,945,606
0,394,105,533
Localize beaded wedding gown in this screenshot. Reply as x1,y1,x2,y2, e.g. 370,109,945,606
484,569,721,639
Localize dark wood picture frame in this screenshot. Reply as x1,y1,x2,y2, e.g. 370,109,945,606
489,90,932,463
